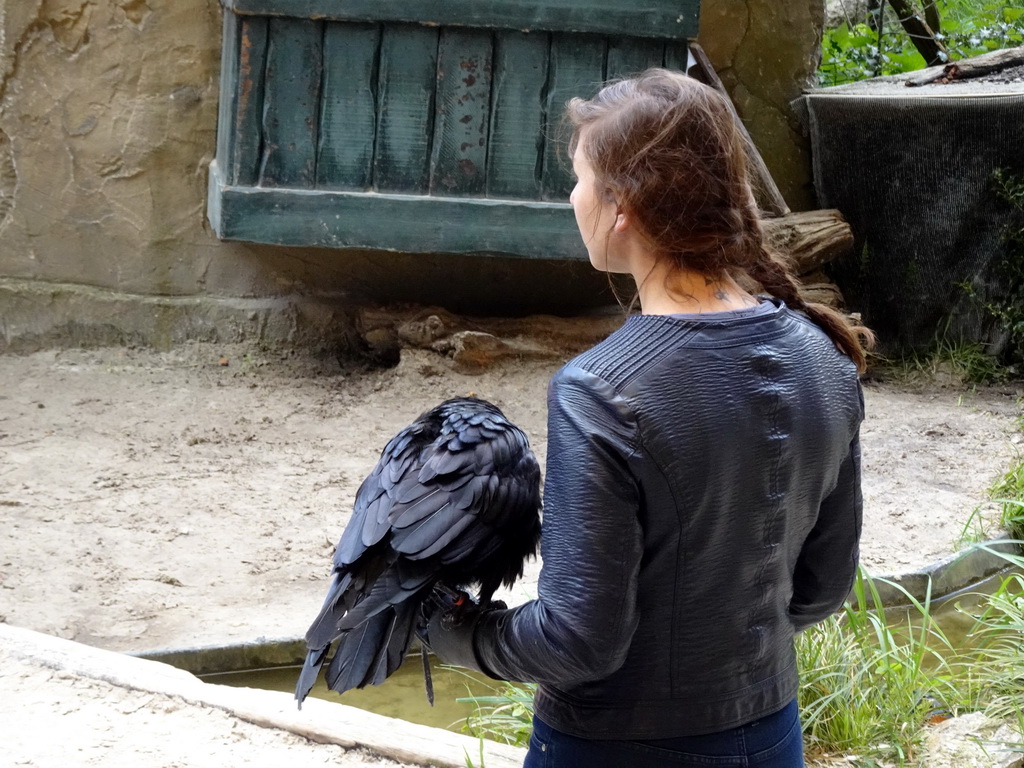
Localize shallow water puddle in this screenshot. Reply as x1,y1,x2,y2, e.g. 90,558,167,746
200,653,496,731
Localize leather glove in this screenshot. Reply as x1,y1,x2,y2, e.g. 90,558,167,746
420,584,505,674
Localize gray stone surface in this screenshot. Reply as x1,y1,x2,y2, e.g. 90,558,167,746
867,539,1023,607
2,622,526,768
925,711,1024,768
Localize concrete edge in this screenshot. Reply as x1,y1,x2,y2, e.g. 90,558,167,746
136,636,311,675
863,537,1023,608
0,277,357,354
1,623,526,768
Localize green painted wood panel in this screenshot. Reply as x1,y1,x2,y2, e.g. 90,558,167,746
429,29,493,197
210,3,706,257
663,41,695,75
316,23,380,191
486,31,549,199
216,11,241,183
223,0,700,40
259,17,322,187
541,33,606,201
226,15,269,186
373,25,439,193
215,184,588,259
606,38,666,81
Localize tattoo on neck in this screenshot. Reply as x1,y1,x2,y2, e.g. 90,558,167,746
714,290,731,302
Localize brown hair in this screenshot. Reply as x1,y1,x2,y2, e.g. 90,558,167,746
566,68,874,372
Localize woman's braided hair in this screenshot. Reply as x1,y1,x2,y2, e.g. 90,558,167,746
566,68,874,372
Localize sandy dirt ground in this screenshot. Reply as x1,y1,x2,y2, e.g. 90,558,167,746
1,337,1022,766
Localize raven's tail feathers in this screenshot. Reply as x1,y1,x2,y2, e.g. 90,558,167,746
323,599,419,696
294,645,331,709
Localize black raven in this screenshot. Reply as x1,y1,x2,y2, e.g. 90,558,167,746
295,397,542,708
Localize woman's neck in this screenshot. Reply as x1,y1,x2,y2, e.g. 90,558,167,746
634,259,758,315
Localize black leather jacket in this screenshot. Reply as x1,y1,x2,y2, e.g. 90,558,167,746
431,300,864,739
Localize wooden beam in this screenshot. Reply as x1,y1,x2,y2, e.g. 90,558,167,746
210,171,589,259
541,33,605,201
259,17,322,187
429,29,494,197
317,23,380,190
686,43,791,217
373,25,439,193
486,31,550,199
222,0,700,40
226,16,269,186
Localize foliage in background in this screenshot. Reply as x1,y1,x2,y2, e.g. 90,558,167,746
819,0,1024,86
899,336,1009,384
984,171,1024,368
950,170,1024,374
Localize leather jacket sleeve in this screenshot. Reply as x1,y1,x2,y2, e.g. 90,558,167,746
788,394,864,632
427,367,645,685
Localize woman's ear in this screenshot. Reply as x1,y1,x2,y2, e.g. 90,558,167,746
613,207,631,233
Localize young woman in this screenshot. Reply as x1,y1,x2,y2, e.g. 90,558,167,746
426,69,872,767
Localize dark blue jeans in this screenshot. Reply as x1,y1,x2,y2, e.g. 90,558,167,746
523,699,804,767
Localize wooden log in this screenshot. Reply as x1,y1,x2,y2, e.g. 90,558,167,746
761,209,855,276
798,282,846,310
906,45,1024,87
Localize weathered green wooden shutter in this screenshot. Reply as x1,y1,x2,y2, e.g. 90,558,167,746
208,0,700,259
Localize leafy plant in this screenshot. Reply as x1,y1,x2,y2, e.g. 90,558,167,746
967,569,1024,722
463,740,487,768
955,500,1002,549
798,569,970,765
875,333,1010,385
984,170,1024,367
991,469,1024,539
820,1,1024,86
460,680,537,747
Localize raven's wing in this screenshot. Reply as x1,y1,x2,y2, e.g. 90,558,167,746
389,408,541,600
296,400,540,705
302,418,438,650
333,418,435,566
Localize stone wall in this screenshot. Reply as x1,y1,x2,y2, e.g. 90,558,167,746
699,0,824,212
0,1,823,352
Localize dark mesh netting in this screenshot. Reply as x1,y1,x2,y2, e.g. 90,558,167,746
800,88,1024,356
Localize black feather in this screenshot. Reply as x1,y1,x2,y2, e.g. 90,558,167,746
295,397,541,708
